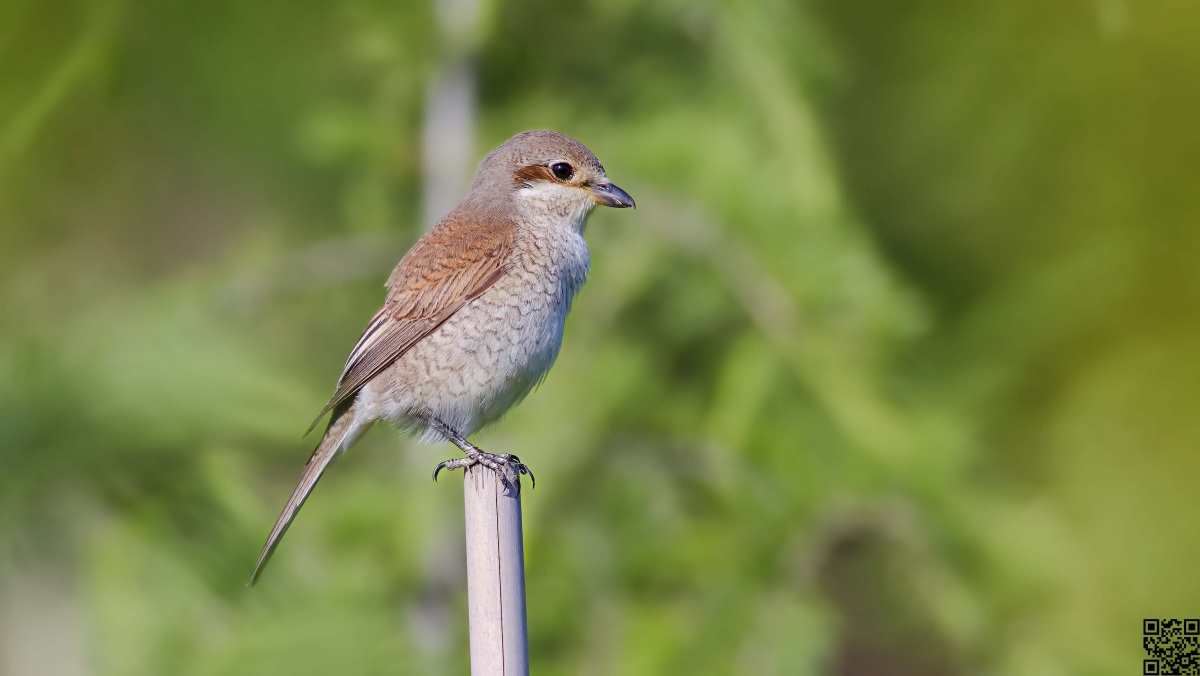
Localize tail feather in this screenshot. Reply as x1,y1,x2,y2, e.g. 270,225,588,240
249,403,366,585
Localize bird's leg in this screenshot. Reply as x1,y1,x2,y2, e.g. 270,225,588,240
426,416,534,490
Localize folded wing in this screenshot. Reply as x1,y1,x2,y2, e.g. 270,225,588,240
307,211,514,433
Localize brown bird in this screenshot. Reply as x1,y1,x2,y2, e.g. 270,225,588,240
250,130,634,584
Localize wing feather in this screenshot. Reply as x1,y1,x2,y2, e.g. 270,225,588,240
305,211,514,433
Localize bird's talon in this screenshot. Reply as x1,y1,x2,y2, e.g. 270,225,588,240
430,450,535,491
432,456,476,482
519,463,535,489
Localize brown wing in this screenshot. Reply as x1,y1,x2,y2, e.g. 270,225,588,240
306,211,514,433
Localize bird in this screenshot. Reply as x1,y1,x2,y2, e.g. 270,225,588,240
249,130,635,584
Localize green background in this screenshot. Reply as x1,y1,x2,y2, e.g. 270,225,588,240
1,1,1196,674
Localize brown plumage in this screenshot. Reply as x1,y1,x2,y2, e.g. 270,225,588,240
308,209,516,432
250,130,634,584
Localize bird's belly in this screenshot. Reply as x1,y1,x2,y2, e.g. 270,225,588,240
369,285,569,440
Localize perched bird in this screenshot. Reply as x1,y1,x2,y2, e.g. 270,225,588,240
250,130,634,584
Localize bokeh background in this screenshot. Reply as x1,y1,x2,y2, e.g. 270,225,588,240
2,1,1197,674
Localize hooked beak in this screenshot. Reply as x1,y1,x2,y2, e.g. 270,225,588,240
588,181,636,209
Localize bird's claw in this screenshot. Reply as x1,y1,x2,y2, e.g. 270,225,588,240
506,455,535,490
432,457,475,482
431,452,535,491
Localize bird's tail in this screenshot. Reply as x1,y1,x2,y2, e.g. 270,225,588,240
248,401,368,585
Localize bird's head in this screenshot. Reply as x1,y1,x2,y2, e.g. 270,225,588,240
471,130,635,223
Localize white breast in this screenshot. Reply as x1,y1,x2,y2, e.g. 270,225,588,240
370,218,591,441
469,223,591,423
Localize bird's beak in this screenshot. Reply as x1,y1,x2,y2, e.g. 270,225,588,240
588,181,636,209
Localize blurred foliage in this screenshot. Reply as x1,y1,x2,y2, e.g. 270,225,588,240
1,0,1197,674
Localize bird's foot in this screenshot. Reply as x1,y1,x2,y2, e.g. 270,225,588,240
432,450,535,491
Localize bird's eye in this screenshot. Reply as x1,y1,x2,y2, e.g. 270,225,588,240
550,162,574,181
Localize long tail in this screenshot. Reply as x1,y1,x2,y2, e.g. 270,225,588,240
249,402,367,585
